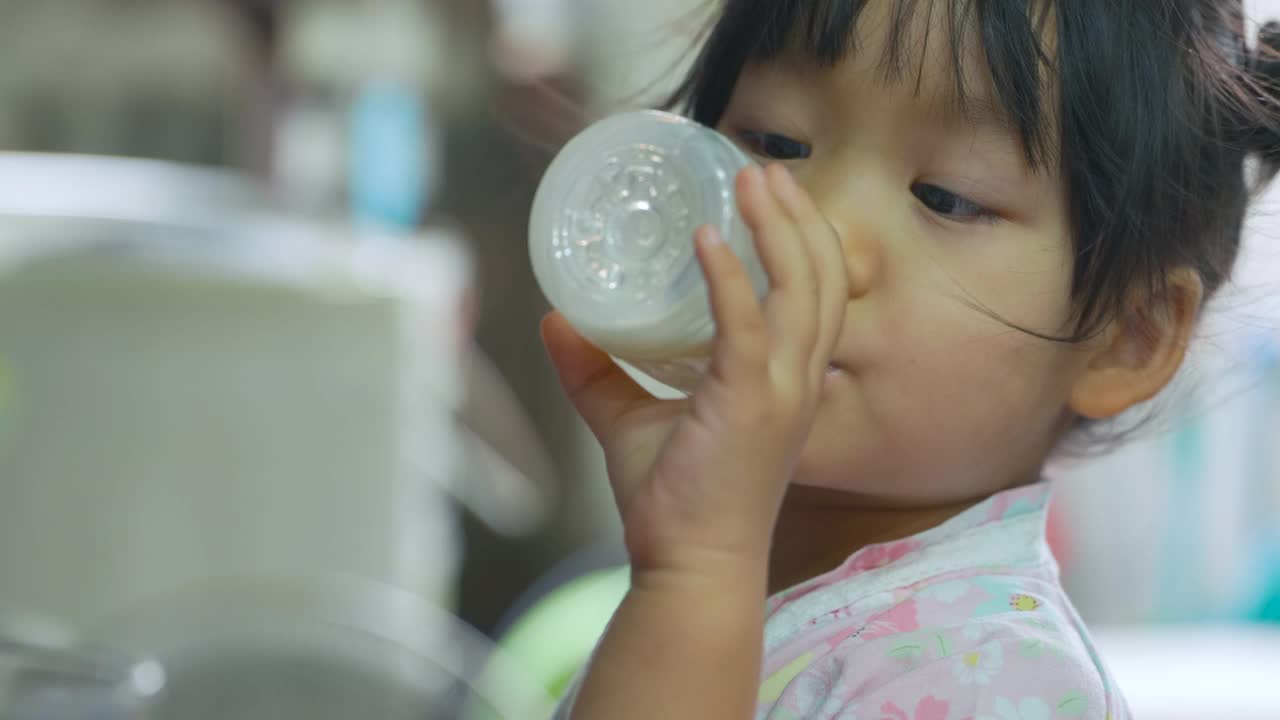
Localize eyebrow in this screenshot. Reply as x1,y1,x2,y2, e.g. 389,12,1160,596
935,94,1021,138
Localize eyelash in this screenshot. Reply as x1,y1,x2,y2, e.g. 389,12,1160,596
738,129,998,224
910,184,998,223
738,130,812,160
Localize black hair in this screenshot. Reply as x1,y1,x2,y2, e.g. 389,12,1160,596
666,0,1280,343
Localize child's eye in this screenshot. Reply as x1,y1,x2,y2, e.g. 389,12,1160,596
739,131,812,160
910,183,996,222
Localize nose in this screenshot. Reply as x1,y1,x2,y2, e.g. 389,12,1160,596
798,169,883,301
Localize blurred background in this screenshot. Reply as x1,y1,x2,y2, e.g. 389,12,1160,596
0,0,1277,718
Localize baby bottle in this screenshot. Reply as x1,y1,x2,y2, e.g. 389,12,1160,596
529,110,766,393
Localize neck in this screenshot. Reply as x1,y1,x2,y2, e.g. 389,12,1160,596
767,485,985,596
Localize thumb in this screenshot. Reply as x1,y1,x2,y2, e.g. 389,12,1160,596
541,311,652,440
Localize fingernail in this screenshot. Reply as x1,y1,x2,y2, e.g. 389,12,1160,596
699,226,723,247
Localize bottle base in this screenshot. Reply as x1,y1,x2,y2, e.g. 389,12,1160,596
625,354,710,396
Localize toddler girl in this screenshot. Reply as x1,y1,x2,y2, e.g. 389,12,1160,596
542,1,1280,717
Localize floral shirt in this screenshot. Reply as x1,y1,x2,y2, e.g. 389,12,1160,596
758,483,1129,720
553,484,1130,720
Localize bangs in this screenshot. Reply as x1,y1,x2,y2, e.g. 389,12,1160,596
669,0,1056,167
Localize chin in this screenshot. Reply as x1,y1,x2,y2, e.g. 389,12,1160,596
792,444,871,493
791,432,925,502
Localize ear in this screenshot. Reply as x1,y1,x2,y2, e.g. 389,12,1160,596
1069,268,1204,420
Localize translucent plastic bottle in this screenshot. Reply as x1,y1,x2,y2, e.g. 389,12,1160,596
529,111,766,392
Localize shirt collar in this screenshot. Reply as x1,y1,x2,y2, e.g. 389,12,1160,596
891,482,1051,555
768,482,1052,610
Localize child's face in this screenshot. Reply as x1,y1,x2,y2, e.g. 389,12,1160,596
717,5,1092,505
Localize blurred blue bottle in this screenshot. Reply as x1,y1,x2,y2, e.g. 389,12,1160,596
349,82,439,231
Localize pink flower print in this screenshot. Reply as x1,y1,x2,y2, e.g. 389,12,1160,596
880,695,952,720
880,701,908,720
915,696,952,720
861,599,920,641
850,540,923,573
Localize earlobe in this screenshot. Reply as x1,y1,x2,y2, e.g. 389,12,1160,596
1068,269,1204,420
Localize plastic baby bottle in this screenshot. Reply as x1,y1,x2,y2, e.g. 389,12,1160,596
529,110,766,393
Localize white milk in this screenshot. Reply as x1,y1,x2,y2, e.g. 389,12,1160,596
529,111,766,392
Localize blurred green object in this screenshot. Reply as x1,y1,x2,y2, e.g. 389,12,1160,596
0,357,13,446
466,565,628,718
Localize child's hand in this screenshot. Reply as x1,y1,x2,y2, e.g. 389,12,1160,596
543,164,848,581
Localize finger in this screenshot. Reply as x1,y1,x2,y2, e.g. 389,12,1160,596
541,312,652,441
695,225,768,382
738,164,819,375
766,164,848,385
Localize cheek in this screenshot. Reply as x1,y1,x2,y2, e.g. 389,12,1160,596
942,238,1077,333
871,287,1079,449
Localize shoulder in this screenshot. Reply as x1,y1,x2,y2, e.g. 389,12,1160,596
763,573,1130,719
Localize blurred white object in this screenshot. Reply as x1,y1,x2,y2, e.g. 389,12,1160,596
280,0,446,90
1095,626,1280,720
0,153,552,718
0,154,467,622
0,0,252,166
575,0,712,111
457,349,558,538
491,0,573,80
